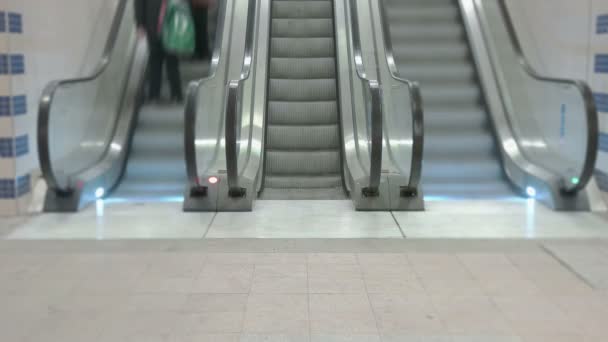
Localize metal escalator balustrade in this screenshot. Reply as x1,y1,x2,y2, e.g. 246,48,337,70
38,0,148,211
260,0,346,200
383,0,600,210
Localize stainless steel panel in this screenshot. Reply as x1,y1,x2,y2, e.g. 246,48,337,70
460,0,599,210
39,0,148,211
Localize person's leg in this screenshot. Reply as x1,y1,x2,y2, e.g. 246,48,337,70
192,7,209,59
148,39,165,100
165,54,183,102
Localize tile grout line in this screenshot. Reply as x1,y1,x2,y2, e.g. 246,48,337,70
539,243,598,290
390,211,407,239
201,212,218,239
306,260,312,342
357,254,383,340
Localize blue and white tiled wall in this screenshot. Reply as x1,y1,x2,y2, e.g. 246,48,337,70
591,2,608,191
0,10,31,216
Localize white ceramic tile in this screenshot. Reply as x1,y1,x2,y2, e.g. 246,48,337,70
206,200,403,238
6,202,213,239
394,200,608,238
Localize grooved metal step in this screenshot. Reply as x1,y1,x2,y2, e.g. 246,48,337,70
263,0,344,199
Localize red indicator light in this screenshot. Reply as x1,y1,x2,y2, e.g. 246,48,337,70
208,176,219,184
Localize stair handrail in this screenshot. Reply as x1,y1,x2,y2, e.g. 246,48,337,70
224,0,257,198
494,0,598,194
377,0,425,197
38,0,130,194
349,0,383,197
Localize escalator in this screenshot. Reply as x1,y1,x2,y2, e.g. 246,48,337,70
382,0,600,210
38,0,208,211
183,0,424,211
385,0,512,199
110,62,207,202
261,0,346,200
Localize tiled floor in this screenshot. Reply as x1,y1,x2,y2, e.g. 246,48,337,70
2,199,608,341
3,199,608,239
1,243,607,341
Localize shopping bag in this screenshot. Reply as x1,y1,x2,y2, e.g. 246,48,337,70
161,0,196,56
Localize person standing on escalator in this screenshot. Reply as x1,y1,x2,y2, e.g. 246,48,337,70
190,0,213,60
135,0,184,103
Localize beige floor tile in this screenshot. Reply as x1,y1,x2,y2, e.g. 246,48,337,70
240,334,309,342
204,253,258,265
193,264,254,293
1,293,67,313
175,311,245,334
450,336,522,342
142,253,206,278
369,294,445,334
251,264,307,294
52,294,128,312
457,254,513,267
508,253,562,267
182,294,249,312
492,296,578,334
381,336,453,342
122,294,188,311
472,270,541,296
418,275,485,297
310,334,381,341
251,253,308,265
408,254,466,270
133,274,195,294
74,270,140,295
363,275,426,294
357,253,408,265
243,294,309,334
309,276,366,294
516,264,594,295
359,263,417,278
309,263,366,293
171,333,240,342
520,334,584,342
0,312,53,342
24,311,109,342
308,253,358,264
431,296,513,334
310,294,377,334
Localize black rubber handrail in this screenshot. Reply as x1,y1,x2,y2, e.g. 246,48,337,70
377,0,425,197
496,0,598,194
349,0,383,197
37,0,129,194
224,0,257,198
185,0,229,195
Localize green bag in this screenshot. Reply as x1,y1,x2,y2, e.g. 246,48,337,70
161,0,196,56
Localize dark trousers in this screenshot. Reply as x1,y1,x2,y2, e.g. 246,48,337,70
148,38,183,100
192,7,209,59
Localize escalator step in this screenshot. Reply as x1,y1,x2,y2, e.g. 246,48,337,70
266,124,341,150
266,150,341,176
268,79,337,102
269,57,336,79
268,101,338,125
272,18,334,38
272,0,333,19
271,37,335,58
